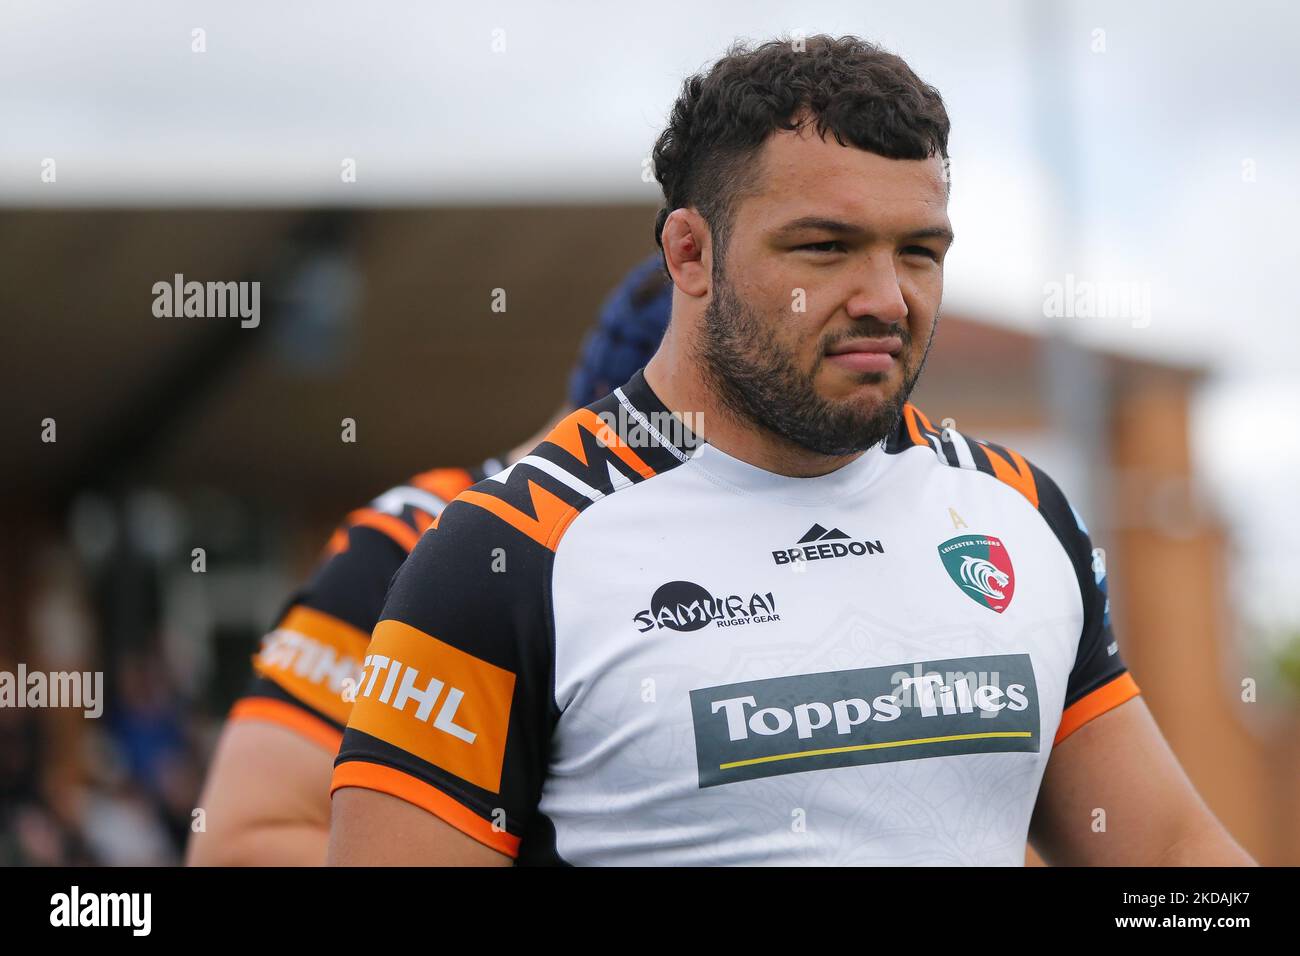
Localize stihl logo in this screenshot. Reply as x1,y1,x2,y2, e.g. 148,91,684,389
348,620,515,793
357,653,475,742
258,630,361,693
772,523,884,565
252,607,369,724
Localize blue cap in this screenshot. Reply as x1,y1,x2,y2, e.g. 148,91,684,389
567,253,673,408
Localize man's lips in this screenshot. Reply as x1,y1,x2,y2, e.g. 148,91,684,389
825,336,904,357
824,337,904,374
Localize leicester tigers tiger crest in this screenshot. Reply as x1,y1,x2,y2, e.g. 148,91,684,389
937,534,1016,613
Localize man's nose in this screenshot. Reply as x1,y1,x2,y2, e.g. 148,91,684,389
843,257,908,327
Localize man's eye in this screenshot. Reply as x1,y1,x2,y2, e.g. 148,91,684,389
797,241,845,253
904,246,940,261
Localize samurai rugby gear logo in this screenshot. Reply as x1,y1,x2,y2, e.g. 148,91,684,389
634,580,779,633
938,534,1016,613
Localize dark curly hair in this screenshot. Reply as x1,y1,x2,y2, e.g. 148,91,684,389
651,35,951,269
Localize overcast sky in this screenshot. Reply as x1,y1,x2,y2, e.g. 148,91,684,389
3,0,1297,630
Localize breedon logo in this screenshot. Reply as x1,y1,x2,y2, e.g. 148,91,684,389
938,534,1016,613
689,653,1040,787
772,523,885,566
633,580,779,633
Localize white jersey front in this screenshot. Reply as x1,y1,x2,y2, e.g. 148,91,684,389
334,370,1139,865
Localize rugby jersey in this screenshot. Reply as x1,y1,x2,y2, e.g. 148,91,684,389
332,370,1140,865
229,460,502,751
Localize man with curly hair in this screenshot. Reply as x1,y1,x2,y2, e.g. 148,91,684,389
329,35,1252,866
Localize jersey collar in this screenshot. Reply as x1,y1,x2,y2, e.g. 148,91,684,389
620,368,891,505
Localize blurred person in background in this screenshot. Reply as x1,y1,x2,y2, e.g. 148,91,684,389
3,550,203,865
0,705,95,865
186,254,673,865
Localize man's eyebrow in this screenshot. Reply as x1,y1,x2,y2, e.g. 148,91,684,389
902,225,956,245
772,217,955,245
772,217,866,237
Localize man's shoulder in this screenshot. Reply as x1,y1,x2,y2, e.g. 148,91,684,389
440,395,693,556
323,464,484,557
890,403,1097,575
890,402,1065,513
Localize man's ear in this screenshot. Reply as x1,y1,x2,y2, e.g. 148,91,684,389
661,208,711,297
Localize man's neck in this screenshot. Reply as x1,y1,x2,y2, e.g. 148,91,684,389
643,348,863,479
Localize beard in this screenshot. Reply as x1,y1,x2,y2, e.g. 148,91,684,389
695,269,933,458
